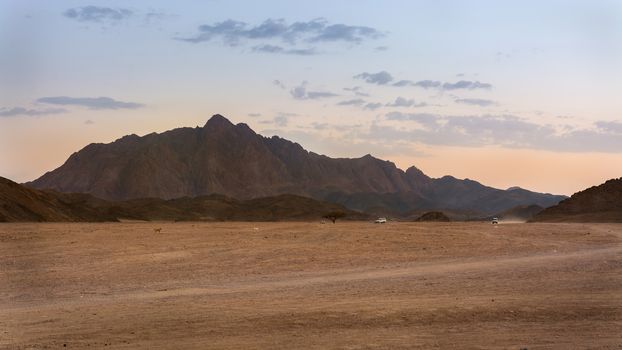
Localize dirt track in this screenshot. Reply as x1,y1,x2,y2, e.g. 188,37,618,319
1,222,621,349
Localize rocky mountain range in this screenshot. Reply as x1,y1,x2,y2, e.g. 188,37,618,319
531,178,622,222
28,114,566,216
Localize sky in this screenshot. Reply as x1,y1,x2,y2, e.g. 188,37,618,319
1,0,621,195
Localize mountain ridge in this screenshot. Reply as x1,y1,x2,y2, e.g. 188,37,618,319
531,178,622,222
27,114,566,216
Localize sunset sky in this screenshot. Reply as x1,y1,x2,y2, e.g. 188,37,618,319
1,0,621,195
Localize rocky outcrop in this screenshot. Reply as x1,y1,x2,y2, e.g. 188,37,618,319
531,178,622,222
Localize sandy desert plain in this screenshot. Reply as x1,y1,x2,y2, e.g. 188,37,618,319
1,221,621,349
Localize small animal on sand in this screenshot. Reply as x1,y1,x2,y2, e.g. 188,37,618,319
153,228,162,233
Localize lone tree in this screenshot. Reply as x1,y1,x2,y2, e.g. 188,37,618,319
323,211,346,223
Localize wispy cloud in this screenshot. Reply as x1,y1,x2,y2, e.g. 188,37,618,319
378,112,622,152
252,44,317,55
272,80,286,89
37,96,144,110
353,71,393,85
392,79,442,89
260,114,293,127
337,98,366,106
355,71,492,90
309,122,328,130
595,120,622,134
143,11,174,24
442,80,492,90
385,112,439,128
63,6,173,26
178,18,383,50
385,97,426,108
290,82,338,100
274,115,288,127
391,80,414,87
308,23,383,43
364,102,383,110
306,91,339,99
343,86,369,97
63,6,133,23
0,107,67,117
454,98,497,106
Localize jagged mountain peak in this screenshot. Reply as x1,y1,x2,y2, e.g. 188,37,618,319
406,165,426,176
204,114,233,128
27,114,566,215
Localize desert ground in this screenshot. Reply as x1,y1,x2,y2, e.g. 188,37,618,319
1,221,621,349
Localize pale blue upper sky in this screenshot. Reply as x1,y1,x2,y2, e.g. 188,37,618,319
1,0,621,194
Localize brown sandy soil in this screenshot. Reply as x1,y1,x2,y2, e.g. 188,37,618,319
1,222,621,349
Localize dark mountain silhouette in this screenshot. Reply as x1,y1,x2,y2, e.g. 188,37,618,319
28,114,565,216
1,176,116,222
531,178,622,222
1,176,365,222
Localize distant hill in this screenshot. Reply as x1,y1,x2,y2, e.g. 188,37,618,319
27,114,566,216
0,176,115,222
494,204,544,222
531,178,622,222
415,211,451,222
1,176,365,222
